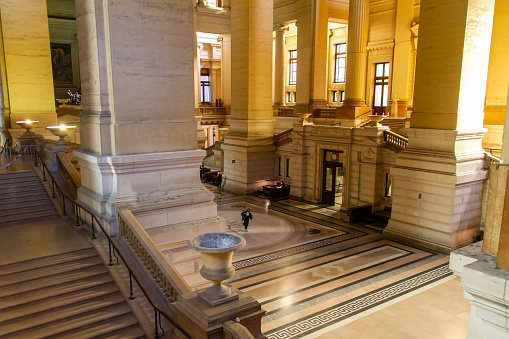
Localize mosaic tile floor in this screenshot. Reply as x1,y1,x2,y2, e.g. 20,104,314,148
208,184,470,338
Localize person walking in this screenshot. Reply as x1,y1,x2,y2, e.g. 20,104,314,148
216,172,222,190
241,208,253,231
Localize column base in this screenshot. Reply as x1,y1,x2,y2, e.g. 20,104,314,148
384,128,487,252
175,287,266,339
74,149,222,236
450,242,509,339
222,120,275,193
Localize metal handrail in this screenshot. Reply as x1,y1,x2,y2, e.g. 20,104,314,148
1,145,37,169
34,150,190,339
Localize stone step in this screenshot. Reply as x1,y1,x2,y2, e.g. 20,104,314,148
0,202,56,218
0,193,49,205
0,179,42,189
0,282,119,324
0,259,102,288
0,248,97,277
0,274,114,312
0,198,54,212
0,189,50,201
0,209,57,225
1,184,47,195
0,171,37,181
0,266,109,299
0,296,130,337
51,317,145,339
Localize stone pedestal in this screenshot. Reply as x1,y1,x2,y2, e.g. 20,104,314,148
222,120,275,193
175,288,265,339
43,140,79,173
450,242,509,339
384,128,487,252
74,149,225,237
16,133,43,147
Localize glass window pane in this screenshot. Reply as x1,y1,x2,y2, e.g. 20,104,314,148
384,63,390,77
374,85,382,106
376,64,384,77
325,167,333,191
339,43,346,53
382,84,389,106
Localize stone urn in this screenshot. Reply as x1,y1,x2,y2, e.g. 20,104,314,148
368,114,386,124
189,232,246,306
296,113,311,122
16,120,39,136
46,125,76,145
57,98,69,107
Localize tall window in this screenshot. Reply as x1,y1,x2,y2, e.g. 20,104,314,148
200,72,211,103
288,50,297,85
334,43,346,83
285,158,291,177
373,62,390,115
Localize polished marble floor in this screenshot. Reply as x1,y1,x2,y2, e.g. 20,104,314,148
209,185,470,339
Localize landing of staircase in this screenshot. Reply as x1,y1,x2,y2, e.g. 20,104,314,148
0,217,92,266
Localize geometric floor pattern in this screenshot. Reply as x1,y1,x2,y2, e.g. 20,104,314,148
207,185,469,338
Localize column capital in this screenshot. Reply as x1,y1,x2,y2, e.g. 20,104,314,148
273,23,289,32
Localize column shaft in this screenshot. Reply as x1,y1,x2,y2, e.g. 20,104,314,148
343,0,368,107
222,0,275,193
384,0,496,252
273,24,286,108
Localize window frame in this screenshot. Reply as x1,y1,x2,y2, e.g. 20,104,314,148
372,62,390,115
333,43,346,83
288,50,297,86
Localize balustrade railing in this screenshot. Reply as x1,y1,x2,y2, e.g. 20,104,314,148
383,130,408,151
277,107,294,117
274,128,293,149
118,210,192,302
33,151,190,339
313,108,336,118
199,106,226,115
356,110,371,127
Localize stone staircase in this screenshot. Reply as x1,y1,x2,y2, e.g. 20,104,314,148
0,171,58,224
0,247,145,338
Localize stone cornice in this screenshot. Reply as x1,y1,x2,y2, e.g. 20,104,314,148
110,150,206,174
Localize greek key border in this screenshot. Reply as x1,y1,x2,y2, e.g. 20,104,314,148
265,264,452,339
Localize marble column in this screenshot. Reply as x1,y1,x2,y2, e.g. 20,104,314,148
343,0,368,108
273,23,288,110
222,0,275,193
74,0,225,237
1,0,57,138
390,0,413,118
294,0,330,115
335,0,371,122
220,34,232,116
384,0,495,252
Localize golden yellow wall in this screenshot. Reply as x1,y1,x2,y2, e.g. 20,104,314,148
0,0,57,127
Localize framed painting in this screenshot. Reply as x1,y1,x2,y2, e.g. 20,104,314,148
50,43,73,84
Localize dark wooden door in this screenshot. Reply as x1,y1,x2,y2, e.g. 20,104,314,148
322,165,336,205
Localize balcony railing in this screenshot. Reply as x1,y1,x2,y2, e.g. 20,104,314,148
277,107,294,117
313,108,336,118
383,130,408,152
199,107,226,115
274,128,293,149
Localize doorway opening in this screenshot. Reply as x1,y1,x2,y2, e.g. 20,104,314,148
321,150,344,206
